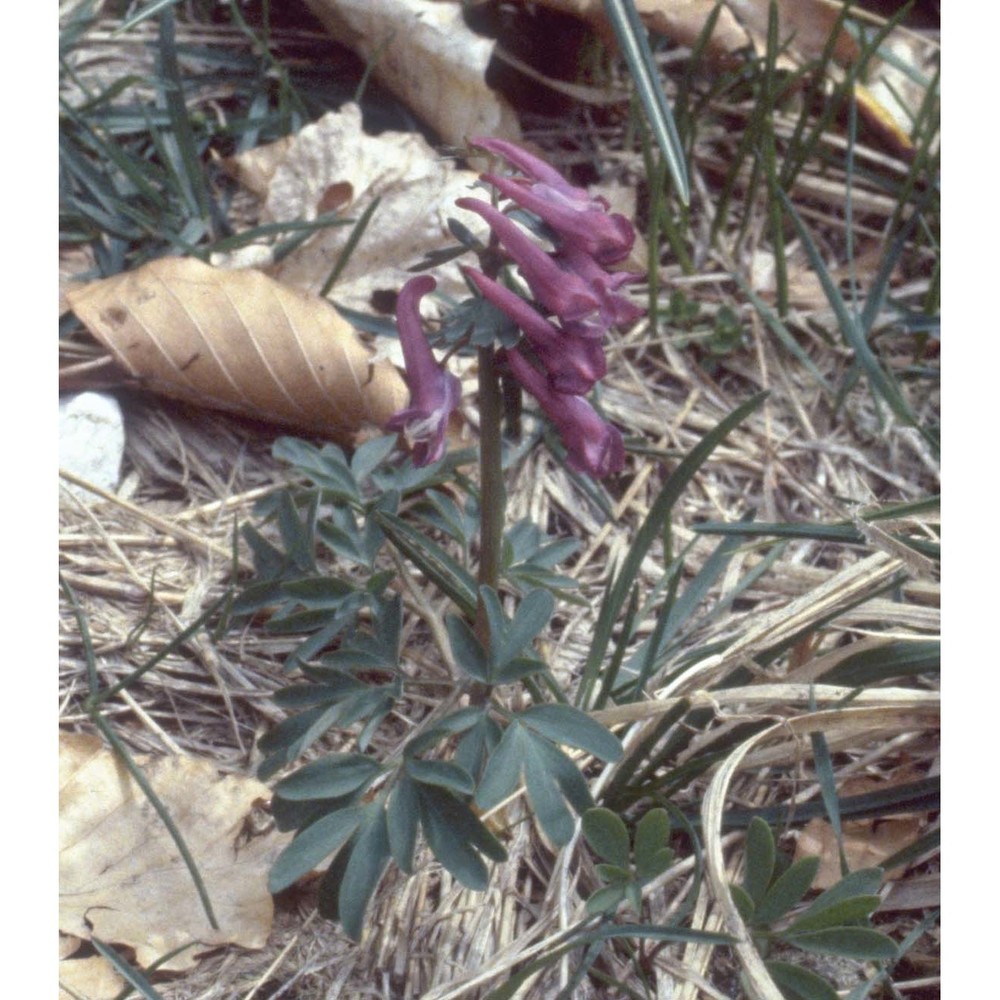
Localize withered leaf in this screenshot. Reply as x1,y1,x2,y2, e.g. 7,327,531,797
66,257,409,442
59,732,291,971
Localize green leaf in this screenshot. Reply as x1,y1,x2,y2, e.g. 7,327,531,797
418,785,507,889
523,740,576,845
375,511,477,616
274,754,382,801
634,808,672,883
730,884,756,923
785,895,882,935
494,588,554,668
445,614,489,683
577,391,768,707
602,0,690,204
519,705,623,761
475,721,526,811
742,817,776,906
281,576,356,608
406,758,476,796
492,655,547,685
273,437,359,502
350,434,397,483
595,863,631,883
582,808,630,868
257,704,345,780
269,806,363,893
585,883,627,916
532,734,595,815
755,856,821,926
338,807,391,941
387,774,419,874
798,869,883,922
765,960,839,1000
785,927,897,961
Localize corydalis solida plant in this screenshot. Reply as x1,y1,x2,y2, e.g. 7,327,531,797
386,137,643,478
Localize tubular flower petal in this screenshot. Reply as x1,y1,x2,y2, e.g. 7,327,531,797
464,267,606,395
554,245,647,338
504,348,625,478
457,198,600,323
470,136,635,265
384,275,462,466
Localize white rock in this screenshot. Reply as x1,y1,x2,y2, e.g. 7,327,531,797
59,392,125,504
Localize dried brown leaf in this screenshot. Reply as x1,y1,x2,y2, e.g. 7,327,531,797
65,256,409,442
59,732,291,971
303,0,521,150
224,103,489,311
59,952,124,1000
795,815,923,889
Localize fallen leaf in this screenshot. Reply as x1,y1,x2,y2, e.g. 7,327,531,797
796,815,923,889
59,953,124,1000
793,770,929,889
225,103,490,312
303,0,521,151
66,256,409,442
59,732,291,972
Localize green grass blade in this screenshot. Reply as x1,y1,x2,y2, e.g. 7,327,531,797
91,938,166,1000
576,391,768,708
776,188,924,437
321,196,382,297
602,0,689,204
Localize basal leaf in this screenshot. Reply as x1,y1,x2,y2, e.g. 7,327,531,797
785,927,897,961
523,739,575,845
785,895,882,935
743,817,776,906
582,808,630,868
634,808,671,882
755,856,821,926
765,960,839,1000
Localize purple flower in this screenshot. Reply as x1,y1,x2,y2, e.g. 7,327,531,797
457,198,600,324
554,245,646,338
464,267,606,395
470,136,635,265
384,275,462,466
504,348,625,478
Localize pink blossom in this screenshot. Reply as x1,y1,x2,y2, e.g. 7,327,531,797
384,276,462,466
504,348,625,478
464,267,606,395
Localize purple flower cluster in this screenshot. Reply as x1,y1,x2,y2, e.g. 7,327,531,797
386,138,642,478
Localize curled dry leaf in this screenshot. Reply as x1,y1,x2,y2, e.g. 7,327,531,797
224,102,489,312
59,732,291,972
303,0,520,151
66,256,409,442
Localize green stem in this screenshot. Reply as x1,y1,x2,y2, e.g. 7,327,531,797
474,345,506,669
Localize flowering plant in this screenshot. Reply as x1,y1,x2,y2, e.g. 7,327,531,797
239,137,764,949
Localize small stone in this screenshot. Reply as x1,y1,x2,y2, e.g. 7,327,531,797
59,392,125,504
